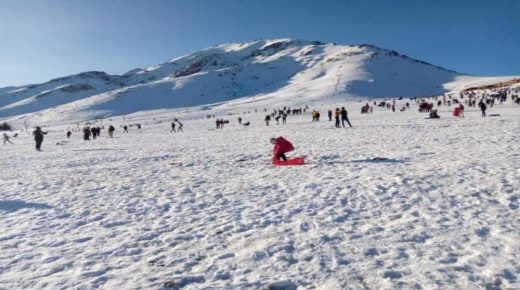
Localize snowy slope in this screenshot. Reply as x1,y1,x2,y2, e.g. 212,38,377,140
1,99,519,289
3,38,517,126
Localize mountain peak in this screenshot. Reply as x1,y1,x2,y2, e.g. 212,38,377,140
1,38,514,126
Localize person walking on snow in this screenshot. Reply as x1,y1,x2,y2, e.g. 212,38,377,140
270,136,294,162
176,119,184,132
33,127,47,151
171,122,176,132
3,133,13,145
340,107,353,128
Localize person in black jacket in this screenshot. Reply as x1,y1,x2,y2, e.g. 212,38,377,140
340,107,353,128
479,100,487,117
33,127,47,151
108,125,115,138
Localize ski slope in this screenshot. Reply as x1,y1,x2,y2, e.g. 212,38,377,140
1,99,519,289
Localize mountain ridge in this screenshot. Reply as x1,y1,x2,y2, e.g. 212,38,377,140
0,38,516,125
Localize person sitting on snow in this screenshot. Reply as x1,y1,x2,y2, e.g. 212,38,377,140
270,136,294,162
429,109,440,119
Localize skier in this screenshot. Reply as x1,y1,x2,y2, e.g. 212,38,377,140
108,125,115,138
3,133,13,145
270,136,294,162
340,107,353,128
33,127,46,151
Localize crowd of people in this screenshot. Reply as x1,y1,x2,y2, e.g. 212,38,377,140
2,84,518,152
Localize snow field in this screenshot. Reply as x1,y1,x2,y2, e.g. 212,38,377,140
0,101,519,289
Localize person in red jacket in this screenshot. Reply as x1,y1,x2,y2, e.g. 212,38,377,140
270,136,294,162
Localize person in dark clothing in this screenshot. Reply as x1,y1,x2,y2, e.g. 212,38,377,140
83,126,91,140
328,110,333,121
171,122,176,132
3,133,13,145
334,108,341,128
66,130,72,139
91,127,97,139
33,127,46,151
479,100,487,117
340,107,353,128
238,117,242,125
459,104,465,117
176,120,184,132
282,112,287,124
265,115,271,126
108,125,115,138
429,110,440,119
123,125,128,133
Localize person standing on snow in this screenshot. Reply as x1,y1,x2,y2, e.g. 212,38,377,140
83,126,91,140
340,107,353,128
171,122,176,132
334,108,341,128
33,127,47,151
270,136,294,162
108,125,115,138
479,100,487,117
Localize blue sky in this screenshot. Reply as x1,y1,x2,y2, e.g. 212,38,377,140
0,0,518,87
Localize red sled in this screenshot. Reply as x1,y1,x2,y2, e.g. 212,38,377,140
272,157,305,166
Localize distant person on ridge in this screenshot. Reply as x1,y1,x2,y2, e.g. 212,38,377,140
270,136,294,162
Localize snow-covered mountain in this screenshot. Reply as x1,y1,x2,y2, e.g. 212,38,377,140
0,38,516,125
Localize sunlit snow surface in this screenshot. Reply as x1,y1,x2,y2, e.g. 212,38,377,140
1,101,519,290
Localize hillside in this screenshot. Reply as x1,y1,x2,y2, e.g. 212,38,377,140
0,39,517,125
